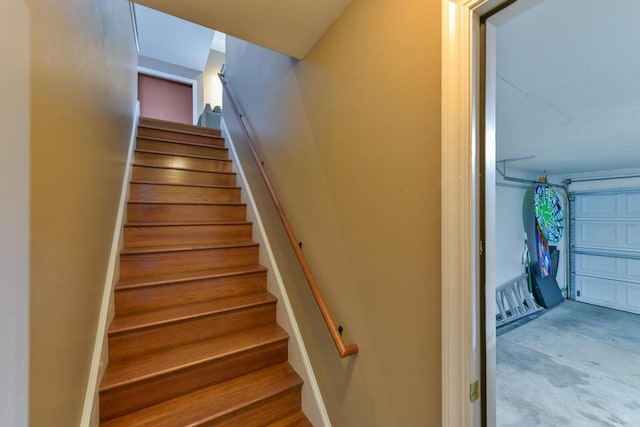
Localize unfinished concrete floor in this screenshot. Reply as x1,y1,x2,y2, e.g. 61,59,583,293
497,300,640,427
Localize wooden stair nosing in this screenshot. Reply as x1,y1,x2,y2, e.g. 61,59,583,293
135,148,232,163
129,180,240,190
136,135,228,151
99,363,303,427
115,264,267,291
138,121,222,138
139,116,221,133
127,200,245,207
100,324,289,391
108,292,277,336
124,220,252,227
119,241,258,256
131,163,236,176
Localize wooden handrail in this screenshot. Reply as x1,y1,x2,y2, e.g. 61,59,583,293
218,73,358,358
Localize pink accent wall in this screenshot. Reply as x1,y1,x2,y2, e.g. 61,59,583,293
138,73,193,124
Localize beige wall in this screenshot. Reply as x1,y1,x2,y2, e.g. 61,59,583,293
204,49,225,109
1,1,30,426
27,0,137,425
223,0,442,424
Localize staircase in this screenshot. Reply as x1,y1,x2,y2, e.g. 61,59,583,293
99,117,312,426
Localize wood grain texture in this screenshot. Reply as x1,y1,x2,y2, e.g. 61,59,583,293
108,294,277,360
100,326,288,421
267,410,313,426
134,150,233,172
100,363,302,427
123,222,252,248
127,202,247,223
119,242,259,278
99,119,308,424
138,126,226,147
128,182,241,204
131,165,236,186
136,138,228,159
139,117,222,137
114,266,267,314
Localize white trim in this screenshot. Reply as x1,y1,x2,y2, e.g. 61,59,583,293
129,1,140,55
442,1,512,426
80,101,140,427
137,66,198,125
221,118,331,427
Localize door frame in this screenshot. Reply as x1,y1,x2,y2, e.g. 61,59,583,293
441,1,515,426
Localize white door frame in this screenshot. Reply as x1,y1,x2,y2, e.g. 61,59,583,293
441,1,513,426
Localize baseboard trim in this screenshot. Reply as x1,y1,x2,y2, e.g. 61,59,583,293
221,118,331,427
80,101,139,427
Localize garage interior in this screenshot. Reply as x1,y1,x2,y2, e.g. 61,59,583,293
489,0,640,426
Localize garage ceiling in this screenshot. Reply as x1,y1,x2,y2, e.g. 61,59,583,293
494,0,640,175
133,0,351,59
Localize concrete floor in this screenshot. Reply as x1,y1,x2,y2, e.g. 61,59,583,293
497,300,640,427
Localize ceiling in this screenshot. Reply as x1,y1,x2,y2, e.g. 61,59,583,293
135,3,216,73
493,0,640,175
133,0,351,59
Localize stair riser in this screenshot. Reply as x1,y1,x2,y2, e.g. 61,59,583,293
115,271,267,314
120,245,259,278
100,340,288,422
139,118,222,137
127,203,247,223
124,223,252,248
138,126,225,147
132,166,236,187
134,151,233,172
212,387,303,427
108,303,276,360
137,138,228,159
129,183,241,204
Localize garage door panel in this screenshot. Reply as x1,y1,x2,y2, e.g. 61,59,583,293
627,259,640,278
627,193,640,215
577,276,620,305
572,190,640,314
627,224,640,246
576,194,620,217
576,254,618,275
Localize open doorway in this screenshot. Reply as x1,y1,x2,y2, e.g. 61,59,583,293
484,0,640,425
132,3,226,126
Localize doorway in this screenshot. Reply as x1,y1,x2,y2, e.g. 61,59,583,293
484,0,640,426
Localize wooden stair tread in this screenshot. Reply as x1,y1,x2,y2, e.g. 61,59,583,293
129,180,240,190
100,362,302,427
267,411,313,426
139,117,222,137
120,241,258,255
109,292,276,335
132,163,235,175
101,324,288,391
137,136,227,151
135,148,231,162
116,264,267,290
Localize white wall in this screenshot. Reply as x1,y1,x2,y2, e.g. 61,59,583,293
0,2,29,426
204,49,225,108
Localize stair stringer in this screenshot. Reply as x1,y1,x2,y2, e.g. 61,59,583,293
222,118,331,427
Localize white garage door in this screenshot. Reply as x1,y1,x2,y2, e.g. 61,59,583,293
572,191,640,314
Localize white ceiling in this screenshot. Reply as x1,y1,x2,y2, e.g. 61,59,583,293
135,3,215,72
494,0,640,175
133,0,352,59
